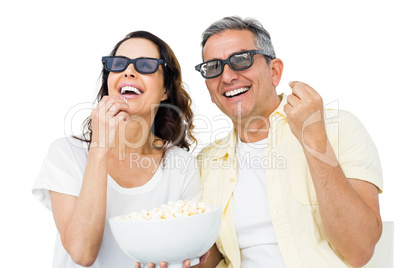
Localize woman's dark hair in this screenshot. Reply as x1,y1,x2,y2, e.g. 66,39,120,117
77,31,196,156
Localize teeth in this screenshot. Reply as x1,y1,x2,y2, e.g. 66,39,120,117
224,87,250,97
121,86,142,95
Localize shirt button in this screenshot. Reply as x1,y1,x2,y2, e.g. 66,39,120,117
230,177,235,183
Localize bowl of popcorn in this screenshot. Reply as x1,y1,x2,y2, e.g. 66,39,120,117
109,200,221,268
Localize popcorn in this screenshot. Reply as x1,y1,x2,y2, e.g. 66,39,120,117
118,200,216,222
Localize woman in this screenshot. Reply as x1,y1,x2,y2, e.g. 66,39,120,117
32,31,202,267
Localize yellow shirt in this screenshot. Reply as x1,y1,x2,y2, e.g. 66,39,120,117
197,94,383,268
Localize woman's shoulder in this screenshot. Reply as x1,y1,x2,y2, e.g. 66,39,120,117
50,136,88,148
166,146,196,159
163,146,198,173
47,136,90,158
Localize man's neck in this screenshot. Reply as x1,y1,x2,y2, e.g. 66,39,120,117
236,121,270,143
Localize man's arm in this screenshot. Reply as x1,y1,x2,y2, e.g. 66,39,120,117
194,244,223,268
284,81,382,267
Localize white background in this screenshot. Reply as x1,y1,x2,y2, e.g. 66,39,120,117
1,0,400,267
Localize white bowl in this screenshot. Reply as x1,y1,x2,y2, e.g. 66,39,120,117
109,206,222,268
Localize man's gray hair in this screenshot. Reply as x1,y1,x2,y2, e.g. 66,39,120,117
201,16,276,61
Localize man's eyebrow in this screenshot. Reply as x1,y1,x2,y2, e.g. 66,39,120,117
203,49,251,62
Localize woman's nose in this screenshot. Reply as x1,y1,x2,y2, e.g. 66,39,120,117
124,63,137,78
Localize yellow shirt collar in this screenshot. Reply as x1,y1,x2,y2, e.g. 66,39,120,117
208,93,288,160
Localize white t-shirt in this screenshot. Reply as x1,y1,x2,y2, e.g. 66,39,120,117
32,137,202,268
232,136,286,267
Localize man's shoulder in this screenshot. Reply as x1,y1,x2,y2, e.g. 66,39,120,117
324,109,355,121
197,133,233,159
324,109,365,130
199,138,225,154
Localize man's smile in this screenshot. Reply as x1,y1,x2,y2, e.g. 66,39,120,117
223,87,250,98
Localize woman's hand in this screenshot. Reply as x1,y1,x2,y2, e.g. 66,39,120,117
135,251,210,268
135,259,191,268
90,96,130,151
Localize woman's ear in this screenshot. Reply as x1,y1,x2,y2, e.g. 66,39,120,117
270,58,284,87
161,89,168,101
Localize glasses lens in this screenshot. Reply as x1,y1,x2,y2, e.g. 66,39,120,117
230,52,252,70
202,61,222,78
136,58,159,73
107,57,128,72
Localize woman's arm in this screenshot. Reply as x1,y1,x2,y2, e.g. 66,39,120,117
51,148,109,267
51,96,129,266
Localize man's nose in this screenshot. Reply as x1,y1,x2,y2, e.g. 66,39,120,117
220,63,239,84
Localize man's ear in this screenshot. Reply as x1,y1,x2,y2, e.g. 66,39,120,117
270,58,284,87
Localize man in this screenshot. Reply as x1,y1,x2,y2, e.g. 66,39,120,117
195,16,383,267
